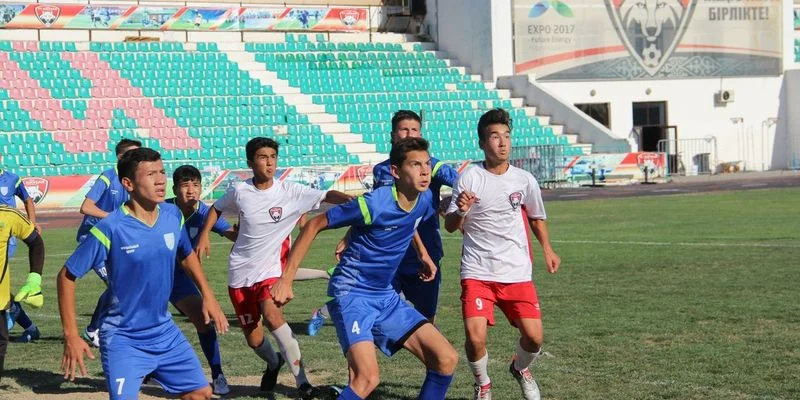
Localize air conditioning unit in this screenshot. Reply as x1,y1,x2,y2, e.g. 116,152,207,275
716,90,735,104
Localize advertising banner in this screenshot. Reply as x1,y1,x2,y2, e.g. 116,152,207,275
0,4,369,32
513,0,782,80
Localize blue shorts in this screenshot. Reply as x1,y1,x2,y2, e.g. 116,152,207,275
329,290,428,357
392,261,441,320
101,325,207,399
169,268,201,305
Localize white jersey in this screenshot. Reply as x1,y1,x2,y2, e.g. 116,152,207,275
214,178,327,288
447,163,546,283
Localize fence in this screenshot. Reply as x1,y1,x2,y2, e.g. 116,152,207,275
510,144,572,188
657,137,717,176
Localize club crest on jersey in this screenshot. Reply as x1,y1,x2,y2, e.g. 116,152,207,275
35,5,60,27
269,207,282,222
0,187,7,196
189,227,199,239
509,192,523,210
163,232,175,250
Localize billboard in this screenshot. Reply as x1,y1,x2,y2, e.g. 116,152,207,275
514,0,782,80
0,4,368,32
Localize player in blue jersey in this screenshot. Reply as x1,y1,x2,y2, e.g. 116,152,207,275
309,110,459,335
58,148,229,400
79,139,141,347
271,138,459,400
0,167,42,343
166,165,237,395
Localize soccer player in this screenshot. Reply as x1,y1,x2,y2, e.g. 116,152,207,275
166,165,237,395
310,110,458,335
0,205,45,381
444,109,561,400
79,138,141,347
195,137,351,398
0,167,42,343
58,148,229,400
271,137,459,400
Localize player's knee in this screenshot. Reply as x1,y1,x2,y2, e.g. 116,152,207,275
465,334,486,352
180,385,212,400
437,347,459,375
352,371,380,394
520,332,543,351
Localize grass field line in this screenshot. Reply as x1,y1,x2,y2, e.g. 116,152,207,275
18,240,234,259
441,236,800,248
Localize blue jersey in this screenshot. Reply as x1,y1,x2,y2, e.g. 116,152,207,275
76,168,129,241
373,157,458,269
326,185,434,295
0,170,30,207
165,198,231,247
65,203,193,341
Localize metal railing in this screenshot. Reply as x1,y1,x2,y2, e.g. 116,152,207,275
510,144,573,188
657,137,717,176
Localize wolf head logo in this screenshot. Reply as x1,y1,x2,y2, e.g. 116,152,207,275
34,5,60,27
607,0,695,75
509,192,523,210
269,207,282,222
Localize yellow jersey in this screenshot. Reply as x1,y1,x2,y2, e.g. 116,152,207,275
0,206,36,309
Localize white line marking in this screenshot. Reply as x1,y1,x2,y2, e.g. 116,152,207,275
650,189,683,193
443,236,800,248
740,183,767,188
12,241,233,259
558,194,589,198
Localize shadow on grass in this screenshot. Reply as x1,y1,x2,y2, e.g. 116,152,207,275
2,367,106,394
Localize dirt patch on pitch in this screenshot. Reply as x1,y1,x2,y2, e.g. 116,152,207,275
0,370,336,399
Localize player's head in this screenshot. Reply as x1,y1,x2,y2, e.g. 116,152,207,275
390,110,422,144
115,138,142,160
172,165,202,207
477,108,513,164
390,137,431,194
246,137,279,181
118,148,166,204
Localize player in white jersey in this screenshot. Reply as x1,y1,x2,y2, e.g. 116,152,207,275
445,109,561,400
195,137,351,399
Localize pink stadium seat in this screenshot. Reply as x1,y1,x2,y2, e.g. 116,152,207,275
12,42,24,52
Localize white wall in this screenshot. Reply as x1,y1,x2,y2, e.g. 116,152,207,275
436,0,513,81
539,77,783,170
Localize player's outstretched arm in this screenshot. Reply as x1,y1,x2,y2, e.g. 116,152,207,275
324,190,355,205
79,197,109,219
15,231,45,307
23,197,41,234
179,252,229,334
196,206,223,259
270,213,330,306
529,218,560,273
57,267,95,381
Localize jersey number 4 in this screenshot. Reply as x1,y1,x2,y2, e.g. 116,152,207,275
351,321,361,335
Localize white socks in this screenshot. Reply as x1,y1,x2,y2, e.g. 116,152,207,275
513,341,542,372
468,352,491,386
271,323,309,387
253,337,279,369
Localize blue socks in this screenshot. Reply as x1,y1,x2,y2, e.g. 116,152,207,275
419,370,453,400
197,329,223,379
14,303,33,330
337,386,363,400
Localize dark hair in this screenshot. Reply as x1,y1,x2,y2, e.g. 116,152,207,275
172,165,201,185
118,148,161,183
390,137,429,167
115,138,142,156
391,110,422,133
246,137,279,162
477,108,513,141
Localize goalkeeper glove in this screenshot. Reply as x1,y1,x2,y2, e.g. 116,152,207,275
15,272,43,308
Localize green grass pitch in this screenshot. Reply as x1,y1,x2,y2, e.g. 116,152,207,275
2,188,799,399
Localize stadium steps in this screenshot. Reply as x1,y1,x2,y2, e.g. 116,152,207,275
219,42,385,164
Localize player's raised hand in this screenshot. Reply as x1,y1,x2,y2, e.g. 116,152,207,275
202,297,229,334
195,232,212,259
418,255,438,282
269,278,294,307
61,335,95,381
456,191,479,213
